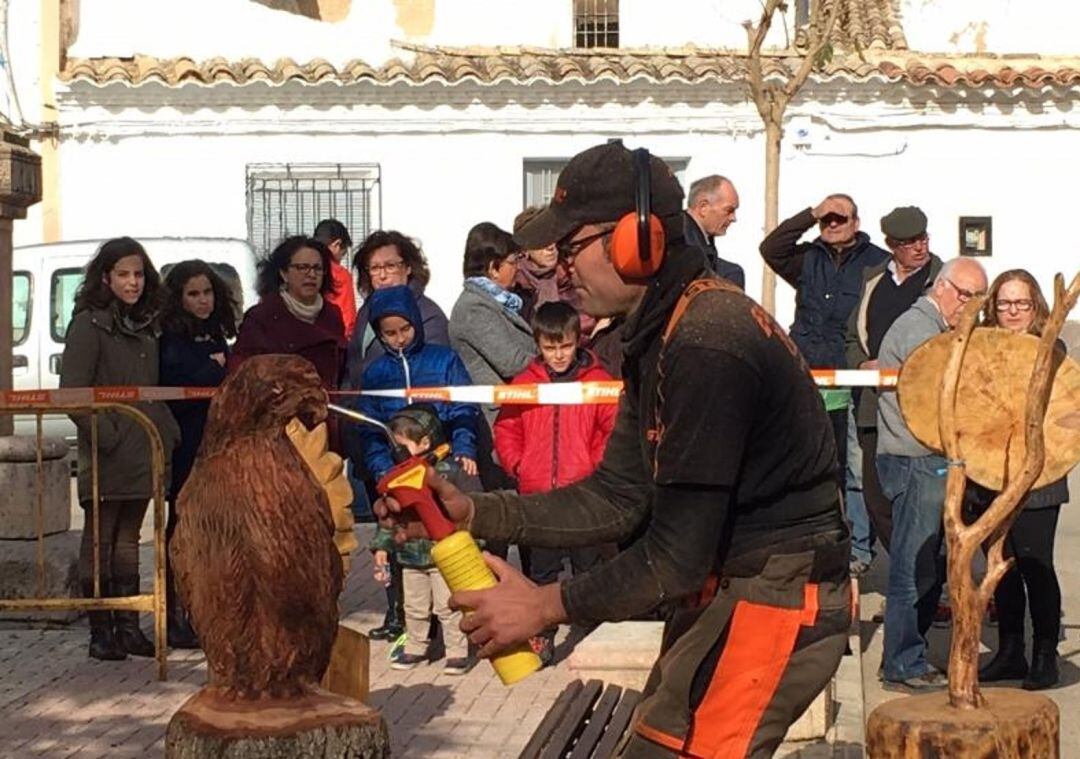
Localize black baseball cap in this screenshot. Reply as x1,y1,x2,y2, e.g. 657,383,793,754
880,206,928,241
515,141,685,250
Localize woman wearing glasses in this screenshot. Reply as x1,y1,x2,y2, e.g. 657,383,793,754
230,236,346,389
974,269,1068,690
344,230,450,387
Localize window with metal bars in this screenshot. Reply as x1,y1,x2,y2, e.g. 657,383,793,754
245,164,381,269
573,0,619,49
523,157,690,208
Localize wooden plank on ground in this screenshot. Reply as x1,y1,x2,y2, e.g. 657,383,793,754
321,623,370,704
568,683,623,759
519,680,584,759
538,679,604,759
591,689,642,759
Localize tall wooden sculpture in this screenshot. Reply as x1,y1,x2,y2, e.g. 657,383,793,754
866,272,1080,757
165,355,388,758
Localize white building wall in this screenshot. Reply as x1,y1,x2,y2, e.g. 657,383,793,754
901,0,1080,56
40,90,1080,336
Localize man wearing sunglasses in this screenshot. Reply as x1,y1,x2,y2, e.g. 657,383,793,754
377,142,851,757
875,256,987,692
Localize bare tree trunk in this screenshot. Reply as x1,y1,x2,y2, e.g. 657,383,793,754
761,121,781,315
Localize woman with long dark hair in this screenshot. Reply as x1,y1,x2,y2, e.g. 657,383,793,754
60,237,180,661
230,236,346,389
975,269,1069,690
159,260,238,648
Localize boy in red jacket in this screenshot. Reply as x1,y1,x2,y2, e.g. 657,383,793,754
493,301,617,664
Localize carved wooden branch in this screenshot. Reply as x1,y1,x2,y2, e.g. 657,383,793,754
942,272,1080,708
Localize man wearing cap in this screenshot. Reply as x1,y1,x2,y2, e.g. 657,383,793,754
844,207,943,569
378,142,851,757
759,196,889,523
875,256,987,691
683,174,745,287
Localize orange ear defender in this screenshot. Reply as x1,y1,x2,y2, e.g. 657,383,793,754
610,147,666,279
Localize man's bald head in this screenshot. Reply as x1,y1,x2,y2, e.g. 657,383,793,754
932,257,989,327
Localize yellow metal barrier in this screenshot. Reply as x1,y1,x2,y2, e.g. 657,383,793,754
0,402,168,680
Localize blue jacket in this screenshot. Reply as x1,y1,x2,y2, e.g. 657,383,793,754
350,285,478,479
159,327,229,498
760,208,889,368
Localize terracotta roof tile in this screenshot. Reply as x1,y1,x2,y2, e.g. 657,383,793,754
59,51,1080,91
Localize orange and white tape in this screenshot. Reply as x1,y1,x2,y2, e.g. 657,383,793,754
1,369,898,408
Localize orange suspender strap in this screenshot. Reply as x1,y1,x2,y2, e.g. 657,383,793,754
660,278,736,346
677,583,820,759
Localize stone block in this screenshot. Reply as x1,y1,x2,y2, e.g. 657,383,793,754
784,682,834,742
566,621,664,691
0,530,81,623
0,436,71,539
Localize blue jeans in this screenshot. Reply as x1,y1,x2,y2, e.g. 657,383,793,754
845,406,874,564
876,452,947,681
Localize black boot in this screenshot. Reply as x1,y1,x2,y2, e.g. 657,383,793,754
83,579,127,661
979,633,1028,681
1023,638,1059,690
113,580,155,658
369,564,404,641
166,570,199,650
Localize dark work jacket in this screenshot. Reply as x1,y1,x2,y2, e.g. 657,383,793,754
470,243,846,628
159,326,229,499
682,211,745,289
760,208,889,368
229,292,346,389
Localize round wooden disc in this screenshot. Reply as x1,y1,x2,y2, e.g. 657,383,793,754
898,327,1080,490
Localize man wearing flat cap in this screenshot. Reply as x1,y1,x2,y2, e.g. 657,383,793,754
844,206,943,569
377,141,852,757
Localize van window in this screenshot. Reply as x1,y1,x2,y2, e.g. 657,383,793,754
159,262,246,319
13,271,31,346
51,268,83,342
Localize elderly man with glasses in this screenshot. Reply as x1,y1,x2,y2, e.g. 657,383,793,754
874,256,988,692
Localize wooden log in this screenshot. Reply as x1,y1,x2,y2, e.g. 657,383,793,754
866,690,1059,759
165,686,390,759
322,623,371,704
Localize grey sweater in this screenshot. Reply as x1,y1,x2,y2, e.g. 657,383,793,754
449,281,536,424
876,296,946,457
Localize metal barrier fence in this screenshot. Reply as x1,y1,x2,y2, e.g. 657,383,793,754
0,402,168,680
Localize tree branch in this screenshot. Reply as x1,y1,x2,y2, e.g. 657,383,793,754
783,0,840,99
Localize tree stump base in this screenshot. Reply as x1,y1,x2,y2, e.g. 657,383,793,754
866,689,1059,758
165,686,390,758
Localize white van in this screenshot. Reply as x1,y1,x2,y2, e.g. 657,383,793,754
12,237,259,441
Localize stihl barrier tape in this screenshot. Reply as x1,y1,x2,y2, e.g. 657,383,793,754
0,369,898,408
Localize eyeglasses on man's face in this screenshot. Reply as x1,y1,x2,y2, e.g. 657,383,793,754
557,229,612,262
288,263,324,275
946,278,985,303
995,298,1034,313
818,213,850,228
893,234,929,251
366,260,406,275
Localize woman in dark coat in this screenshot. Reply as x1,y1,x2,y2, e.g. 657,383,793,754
159,260,238,648
975,269,1070,690
60,237,180,661
230,236,346,389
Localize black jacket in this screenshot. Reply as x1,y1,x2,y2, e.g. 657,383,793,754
159,327,229,498
472,242,845,626
682,211,745,289
760,208,889,368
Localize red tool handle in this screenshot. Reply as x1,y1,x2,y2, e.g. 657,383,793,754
376,451,455,541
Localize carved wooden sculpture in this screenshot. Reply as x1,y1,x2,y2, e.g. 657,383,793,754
165,354,387,758
867,272,1080,757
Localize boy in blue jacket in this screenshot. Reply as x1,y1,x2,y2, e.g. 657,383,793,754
349,285,480,647
351,284,479,478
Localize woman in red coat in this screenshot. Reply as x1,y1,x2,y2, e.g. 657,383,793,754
230,236,346,389
492,302,616,664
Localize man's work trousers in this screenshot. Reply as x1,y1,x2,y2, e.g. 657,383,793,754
616,531,852,759
876,453,946,682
